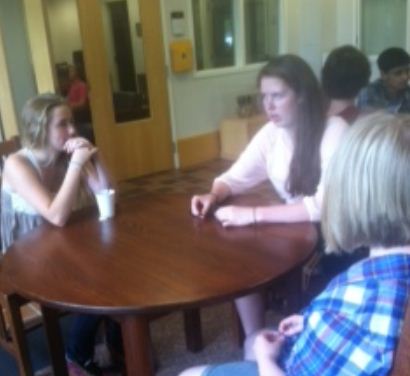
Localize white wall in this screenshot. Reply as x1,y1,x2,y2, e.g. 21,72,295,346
0,0,36,134
282,0,338,76
335,0,357,46
161,0,261,139
25,0,356,143
46,0,82,64
39,0,357,142
335,0,379,81
161,0,340,141
47,0,145,91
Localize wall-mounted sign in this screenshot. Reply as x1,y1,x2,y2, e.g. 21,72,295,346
171,11,185,37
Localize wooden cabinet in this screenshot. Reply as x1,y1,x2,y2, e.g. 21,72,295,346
219,114,267,160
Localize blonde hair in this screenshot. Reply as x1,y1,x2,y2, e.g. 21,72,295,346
322,112,410,253
21,93,68,150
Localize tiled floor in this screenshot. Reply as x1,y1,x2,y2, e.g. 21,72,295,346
118,159,230,198
118,158,276,201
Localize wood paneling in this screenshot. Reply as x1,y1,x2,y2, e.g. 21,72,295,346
178,131,219,169
77,0,173,181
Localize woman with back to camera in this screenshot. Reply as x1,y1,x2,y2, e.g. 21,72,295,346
183,112,410,376
191,55,348,340
302,45,372,300
1,93,120,375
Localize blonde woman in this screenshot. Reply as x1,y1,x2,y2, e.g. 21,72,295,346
1,93,119,375
181,112,410,376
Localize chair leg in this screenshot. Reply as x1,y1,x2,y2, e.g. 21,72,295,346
230,301,245,348
183,308,203,352
5,294,34,376
41,306,69,376
283,266,303,315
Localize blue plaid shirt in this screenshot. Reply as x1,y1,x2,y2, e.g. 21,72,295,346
285,253,410,376
357,79,410,113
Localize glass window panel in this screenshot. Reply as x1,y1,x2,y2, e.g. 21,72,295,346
100,0,150,123
244,0,280,64
361,0,407,55
45,0,95,142
192,0,235,70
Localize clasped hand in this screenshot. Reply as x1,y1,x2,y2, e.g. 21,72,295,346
64,137,97,166
253,330,285,362
253,314,303,362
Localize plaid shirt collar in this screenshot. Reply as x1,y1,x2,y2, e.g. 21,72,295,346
327,252,410,289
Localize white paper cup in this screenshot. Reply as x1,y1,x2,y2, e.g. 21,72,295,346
95,189,116,220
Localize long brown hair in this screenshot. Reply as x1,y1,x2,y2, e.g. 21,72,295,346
258,55,327,196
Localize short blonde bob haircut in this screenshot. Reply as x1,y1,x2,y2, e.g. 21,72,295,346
322,112,410,253
21,93,68,150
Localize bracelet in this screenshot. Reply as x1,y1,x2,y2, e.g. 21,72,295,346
252,207,257,224
69,160,83,170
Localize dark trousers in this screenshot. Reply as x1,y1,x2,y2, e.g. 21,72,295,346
305,224,369,303
66,314,122,364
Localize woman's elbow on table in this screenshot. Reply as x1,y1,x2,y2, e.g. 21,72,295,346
46,212,70,227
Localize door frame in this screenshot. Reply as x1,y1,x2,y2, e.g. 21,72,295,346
24,0,174,181
77,0,174,180
0,23,19,139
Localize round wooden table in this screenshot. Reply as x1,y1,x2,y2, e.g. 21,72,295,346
1,194,317,375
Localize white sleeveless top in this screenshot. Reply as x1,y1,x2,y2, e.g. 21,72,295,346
1,148,46,252
1,148,92,253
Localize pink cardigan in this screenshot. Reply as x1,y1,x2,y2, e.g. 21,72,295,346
215,116,348,221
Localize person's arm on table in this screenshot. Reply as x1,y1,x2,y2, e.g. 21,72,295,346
214,201,311,227
191,180,231,218
65,137,112,193
192,124,271,218
4,145,96,227
214,117,348,227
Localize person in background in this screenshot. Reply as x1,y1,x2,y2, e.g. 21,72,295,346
357,47,410,113
302,45,372,301
322,45,371,123
66,64,89,119
66,64,94,143
181,112,410,376
191,55,348,340
1,93,119,376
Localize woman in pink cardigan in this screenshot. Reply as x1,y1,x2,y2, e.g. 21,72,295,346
191,55,348,345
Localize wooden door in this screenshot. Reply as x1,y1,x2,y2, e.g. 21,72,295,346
77,0,173,181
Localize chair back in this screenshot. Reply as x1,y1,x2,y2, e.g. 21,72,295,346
390,300,410,375
0,135,21,251
0,135,21,173
0,135,45,374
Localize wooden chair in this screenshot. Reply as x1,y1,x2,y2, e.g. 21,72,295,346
390,300,410,375
0,135,44,375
